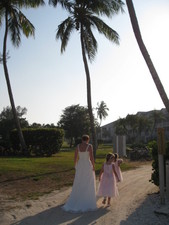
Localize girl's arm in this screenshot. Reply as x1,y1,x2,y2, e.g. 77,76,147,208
99,164,104,181
118,158,123,166
112,164,120,182
74,146,78,168
89,145,95,171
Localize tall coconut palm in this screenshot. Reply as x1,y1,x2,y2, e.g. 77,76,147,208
126,0,169,114
96,101,109,126
0,0,45,153
49,0,124,158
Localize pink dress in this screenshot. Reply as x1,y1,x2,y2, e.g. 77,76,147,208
114,160,123,182
97,163,119,197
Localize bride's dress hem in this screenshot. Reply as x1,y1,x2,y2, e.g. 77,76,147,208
62,205,98,213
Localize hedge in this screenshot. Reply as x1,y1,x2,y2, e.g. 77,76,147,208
10,128,64,156
149,140,169,186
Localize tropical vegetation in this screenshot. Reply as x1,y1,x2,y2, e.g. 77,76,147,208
57,104,91,147
149,140,169,186
49,0,124,158
0,0,45,154
96,101,109,126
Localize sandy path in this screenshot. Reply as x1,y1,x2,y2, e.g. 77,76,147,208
1,164,168,225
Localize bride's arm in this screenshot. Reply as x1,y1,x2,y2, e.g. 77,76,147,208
74,146,78,168
89,145,95,171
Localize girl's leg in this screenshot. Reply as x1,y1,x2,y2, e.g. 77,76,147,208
102,197,106,204
107,197,111,206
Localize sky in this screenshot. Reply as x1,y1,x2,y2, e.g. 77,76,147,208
0,0,169,126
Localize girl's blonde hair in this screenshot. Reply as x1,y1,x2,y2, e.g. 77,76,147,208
114,153,119,160
106,153,114,162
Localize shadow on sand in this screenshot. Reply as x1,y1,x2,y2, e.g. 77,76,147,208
11,204,109,225
119,193,168,225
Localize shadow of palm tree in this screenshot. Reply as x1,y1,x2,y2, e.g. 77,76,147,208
0,169,74,184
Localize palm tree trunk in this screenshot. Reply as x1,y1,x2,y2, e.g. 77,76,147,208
126,0,169,114
3,12,27,154
80,30,97,159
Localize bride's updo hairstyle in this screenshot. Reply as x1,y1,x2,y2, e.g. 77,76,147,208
82,134,89,142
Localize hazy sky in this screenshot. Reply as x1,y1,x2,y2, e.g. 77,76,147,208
0,0,169,126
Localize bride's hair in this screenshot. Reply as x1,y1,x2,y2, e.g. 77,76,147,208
82,135,89,141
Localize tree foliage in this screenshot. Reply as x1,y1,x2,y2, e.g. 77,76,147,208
96,101,109,126
0,0,45,152
0,106,29,148
49,0,124,157
115,110,167,143
57,104,91,147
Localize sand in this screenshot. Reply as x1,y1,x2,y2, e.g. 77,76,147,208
1,164,169,225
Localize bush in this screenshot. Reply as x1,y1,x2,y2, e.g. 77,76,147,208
148,140,169,186
10,128,64,156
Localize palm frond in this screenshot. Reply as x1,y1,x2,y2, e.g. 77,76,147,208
8,9,21,47
0,8,5,27
0,51,10,64
82,26,97,62
8,8,35,47
90,16,119,44
49,0,72,12
18,11,35,38
79,0,124,17
16,0,45,8
56,17,75,53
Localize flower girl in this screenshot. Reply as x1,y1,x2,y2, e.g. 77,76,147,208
97,153,119,206
114,153,123,182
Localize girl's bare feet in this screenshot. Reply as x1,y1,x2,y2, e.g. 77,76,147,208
107,202,111,206
107,197,111,206
102,198,106,204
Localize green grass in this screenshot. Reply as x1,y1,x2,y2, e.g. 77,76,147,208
0,148,139,179
0,147,147,200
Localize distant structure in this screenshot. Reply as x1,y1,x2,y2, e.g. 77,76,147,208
98,108,169,144
115,135,126,157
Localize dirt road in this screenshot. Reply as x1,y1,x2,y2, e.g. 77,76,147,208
1,164,169,225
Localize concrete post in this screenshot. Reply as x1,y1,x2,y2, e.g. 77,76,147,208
115,135,126,157
158,154,165,204
166,160,169,199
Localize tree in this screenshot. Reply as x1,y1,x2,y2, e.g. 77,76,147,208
137,116,151,143
49,0,124,158
126,0,169,114
0,0,45,153
57,104,91,147
150,110,165,139
115,118,127,135
0,106,29,148
96,101,109,126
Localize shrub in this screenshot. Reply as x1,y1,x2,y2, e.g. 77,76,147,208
148,140,169,186
10,128,64,156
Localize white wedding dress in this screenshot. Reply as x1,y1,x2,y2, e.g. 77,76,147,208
62,144,97,212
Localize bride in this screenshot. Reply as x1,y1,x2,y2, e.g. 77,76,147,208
62,134,97,212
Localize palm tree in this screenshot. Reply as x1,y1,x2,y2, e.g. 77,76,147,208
126,0,169,114
150,110,165,139
96,101,109,126
0,0,45,153
49,0,124,158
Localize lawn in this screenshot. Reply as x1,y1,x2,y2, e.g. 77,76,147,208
0,146,149,200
